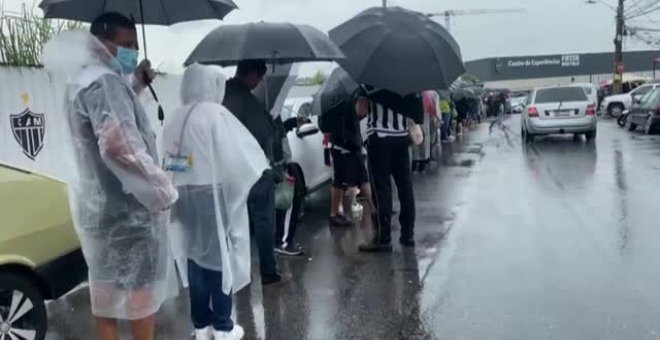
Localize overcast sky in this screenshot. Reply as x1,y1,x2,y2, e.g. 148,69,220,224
3,0,658,75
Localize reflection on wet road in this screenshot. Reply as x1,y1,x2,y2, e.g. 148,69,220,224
46,116,660,339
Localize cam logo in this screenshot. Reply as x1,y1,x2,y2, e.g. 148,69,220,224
10,108,45,161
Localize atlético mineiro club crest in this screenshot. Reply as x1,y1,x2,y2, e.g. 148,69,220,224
10,108,45,161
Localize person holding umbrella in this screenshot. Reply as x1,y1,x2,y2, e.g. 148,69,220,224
221,59,293,284
329,6,465,252
358,87,424,252
47,13,178,340
184,22,344,278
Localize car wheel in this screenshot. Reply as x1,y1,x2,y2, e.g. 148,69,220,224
525,130,535,143
645,116,656,135
617,113,628,127
585,129,597,141
609,103,624,118
0,272,47,340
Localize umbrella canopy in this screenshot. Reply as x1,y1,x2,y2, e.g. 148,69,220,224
312,67,358,117
451,88,477,101
185,22,345,66
39,0,237,25
329,6,465,96
253,63,299,117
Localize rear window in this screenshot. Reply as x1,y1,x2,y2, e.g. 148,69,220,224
583,87,593,95
534,87,588,104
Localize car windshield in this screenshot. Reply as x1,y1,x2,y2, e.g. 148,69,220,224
640,88,660,108
534,87,588,103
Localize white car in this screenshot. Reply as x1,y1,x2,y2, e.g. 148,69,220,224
522,85,598,142
601,83,658,117
510,95,528,114
573,83,598,107
282,97,333,195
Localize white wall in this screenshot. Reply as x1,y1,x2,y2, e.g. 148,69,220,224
0,66,182,182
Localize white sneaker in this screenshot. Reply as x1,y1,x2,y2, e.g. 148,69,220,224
195,327,213,340
214,325,245,340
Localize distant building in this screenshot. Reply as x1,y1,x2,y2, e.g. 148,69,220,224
465,50,660,90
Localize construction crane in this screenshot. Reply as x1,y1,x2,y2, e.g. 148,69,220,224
427,8,526,32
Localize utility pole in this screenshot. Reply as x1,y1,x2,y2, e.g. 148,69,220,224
382,0,387,7
614,0,625,94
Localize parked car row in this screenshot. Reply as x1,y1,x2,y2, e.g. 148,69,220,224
623,86,660,134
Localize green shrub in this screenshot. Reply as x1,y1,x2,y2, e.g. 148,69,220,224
0,4,82,67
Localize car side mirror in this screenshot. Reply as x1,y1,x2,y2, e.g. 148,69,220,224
296,123,319,138
634,96,642,104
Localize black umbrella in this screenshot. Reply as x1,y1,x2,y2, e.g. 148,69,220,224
184,22,345,66
40,0,238,124
329,6,465,96
40,0,237,58
312,67,358,117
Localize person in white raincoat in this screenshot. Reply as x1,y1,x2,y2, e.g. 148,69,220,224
43,13,179,340
164,63,269,340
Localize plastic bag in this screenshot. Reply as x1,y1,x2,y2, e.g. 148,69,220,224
408,119,424,146
275,175,296,210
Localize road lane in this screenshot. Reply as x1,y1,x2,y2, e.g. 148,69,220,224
422,116,660,340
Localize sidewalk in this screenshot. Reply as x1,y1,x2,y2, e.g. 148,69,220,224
45,125,490,340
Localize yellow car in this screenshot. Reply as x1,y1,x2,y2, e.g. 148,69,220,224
0,163,86,340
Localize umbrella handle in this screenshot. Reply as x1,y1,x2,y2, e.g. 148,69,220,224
144,73,164,125
139,0,148,59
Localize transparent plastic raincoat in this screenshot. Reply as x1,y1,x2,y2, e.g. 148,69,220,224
43,31,179,320
164,64,270,294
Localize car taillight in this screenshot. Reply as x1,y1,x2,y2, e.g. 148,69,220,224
586,104,596,116
528,106,539,117
655,105,660,115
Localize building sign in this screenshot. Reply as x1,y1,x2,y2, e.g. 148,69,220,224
10,108,45,160
503,54,580,69
467,50,660,82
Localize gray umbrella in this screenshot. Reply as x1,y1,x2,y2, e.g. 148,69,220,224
40,0,237,59
40,0,237,124
329,6,465,96
184,22,345,66
312,67,358,117
39,0,237,25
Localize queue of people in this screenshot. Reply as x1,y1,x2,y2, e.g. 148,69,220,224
58,10,462,340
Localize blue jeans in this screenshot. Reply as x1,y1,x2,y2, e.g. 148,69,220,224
248,173,278,277
441,114,453,140
187,260,233,331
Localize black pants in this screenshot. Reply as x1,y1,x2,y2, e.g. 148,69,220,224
248,174,277,276
367,136,416,245
276,164,305,249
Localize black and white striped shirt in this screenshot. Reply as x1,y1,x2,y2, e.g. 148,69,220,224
366,101,409,138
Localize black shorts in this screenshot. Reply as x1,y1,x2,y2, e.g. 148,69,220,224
332,149,369,188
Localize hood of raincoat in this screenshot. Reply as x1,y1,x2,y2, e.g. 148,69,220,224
181,63,227,106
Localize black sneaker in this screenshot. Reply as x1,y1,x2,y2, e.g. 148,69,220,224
329,215,352,227
262,272,293,286
358,243,393,253
399,238,416,247
275,244,304,257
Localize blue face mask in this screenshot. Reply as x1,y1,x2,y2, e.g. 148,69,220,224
115,46,139,74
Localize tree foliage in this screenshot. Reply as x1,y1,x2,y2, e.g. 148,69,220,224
0,4,82,67
311,70,326,85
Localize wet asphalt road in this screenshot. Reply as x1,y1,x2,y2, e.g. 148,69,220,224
46,115,660,340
